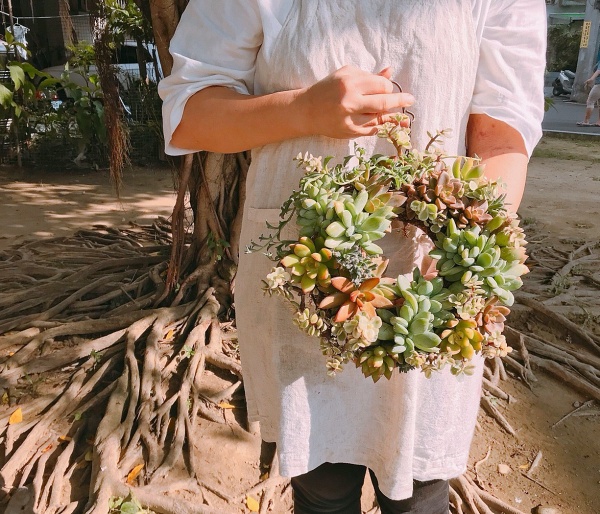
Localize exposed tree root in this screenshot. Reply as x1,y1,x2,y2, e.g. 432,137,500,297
450,474,527,514
1,229,599,513
0,227,244,513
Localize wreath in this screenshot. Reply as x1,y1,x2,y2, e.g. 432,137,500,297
248,114,528,382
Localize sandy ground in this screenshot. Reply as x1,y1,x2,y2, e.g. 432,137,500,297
0,137,599,513
0,165,177,251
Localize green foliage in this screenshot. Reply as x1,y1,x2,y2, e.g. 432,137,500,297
46,43,109,166
108,493,150,514
547,23,581,72
0,31,62,160
105,0,153,46
207,232,231,262
66,42,97,76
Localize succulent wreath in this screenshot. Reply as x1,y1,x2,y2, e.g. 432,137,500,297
247,114,528,382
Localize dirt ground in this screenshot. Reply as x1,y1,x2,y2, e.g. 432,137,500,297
0,136,599,513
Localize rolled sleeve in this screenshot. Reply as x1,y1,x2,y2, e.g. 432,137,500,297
158,0,263,155
471,0,547,157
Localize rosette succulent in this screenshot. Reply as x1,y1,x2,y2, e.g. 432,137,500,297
385,274,452,353
430,219,527,306
439,318,484,360
319,277,393,322
280,236,335,293
321,186,399,255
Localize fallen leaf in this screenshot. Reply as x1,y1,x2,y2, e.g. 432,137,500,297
9,407,22,425
218,402,236,409
58,435,73,442
165,329,174,340
126,463,144,485
260,472,269,481
518,464,529,470
41,444,53,453
84,450,93,461
246,495,260,512
8,352,14,356
1,392,8,405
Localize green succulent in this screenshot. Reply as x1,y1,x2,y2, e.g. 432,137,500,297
357,344,402,382
430,219,526,306
440,318,483,360
280,236,335,293
293,308,327,337
320,187,397,255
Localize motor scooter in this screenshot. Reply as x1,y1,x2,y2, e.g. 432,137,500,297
552,70,575,97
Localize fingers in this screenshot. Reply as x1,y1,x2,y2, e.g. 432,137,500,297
353,112,411,129
353,92,415,114
355,74,396,95
378,66,393,80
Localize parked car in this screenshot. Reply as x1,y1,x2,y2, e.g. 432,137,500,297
42,41,161,92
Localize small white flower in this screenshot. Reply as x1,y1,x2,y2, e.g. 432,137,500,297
265,267,290,289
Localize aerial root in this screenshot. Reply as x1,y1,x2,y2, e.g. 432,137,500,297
450,474,527,514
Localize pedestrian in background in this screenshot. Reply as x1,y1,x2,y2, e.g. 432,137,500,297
577,60,600,127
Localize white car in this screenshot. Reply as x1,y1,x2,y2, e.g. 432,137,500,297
42,41,161,91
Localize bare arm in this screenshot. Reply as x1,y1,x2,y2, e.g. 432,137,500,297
585,69,600,85
171,66,415,154
467,114,529,213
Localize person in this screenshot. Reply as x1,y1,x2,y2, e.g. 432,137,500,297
577,60,600,127
159,1,546,512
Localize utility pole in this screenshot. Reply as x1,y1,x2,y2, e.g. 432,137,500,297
571,0,600,102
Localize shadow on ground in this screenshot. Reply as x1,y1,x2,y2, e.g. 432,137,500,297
0,165,177,250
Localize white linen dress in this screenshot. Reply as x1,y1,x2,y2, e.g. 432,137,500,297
159,0,546,500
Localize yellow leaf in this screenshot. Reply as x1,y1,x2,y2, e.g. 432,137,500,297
84,450,93,462
218,402,236,409
126,464,144,485
518,464,529,469
246,495,260,512
59,435,72,442
1,392,8,405
8,407,22,425
260,472,269,481
165,329,174,340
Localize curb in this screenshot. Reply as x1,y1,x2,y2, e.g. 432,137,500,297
542,129,600,140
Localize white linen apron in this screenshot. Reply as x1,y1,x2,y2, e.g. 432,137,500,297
236,0,485,500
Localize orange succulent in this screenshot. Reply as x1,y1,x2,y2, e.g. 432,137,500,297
319,277,393,323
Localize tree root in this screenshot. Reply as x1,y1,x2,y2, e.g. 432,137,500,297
2,227,598,513
450,474,527,514
516,294,600,356
0,227,244,513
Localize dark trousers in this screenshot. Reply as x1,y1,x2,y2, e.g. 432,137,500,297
291,463,449,514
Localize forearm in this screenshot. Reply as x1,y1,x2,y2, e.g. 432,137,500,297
169,66,415,154
467,114,529,212
171,86,308,153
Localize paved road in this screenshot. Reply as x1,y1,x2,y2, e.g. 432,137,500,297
543,87,600,136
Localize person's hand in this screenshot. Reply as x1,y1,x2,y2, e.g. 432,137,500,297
295,65,414,139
